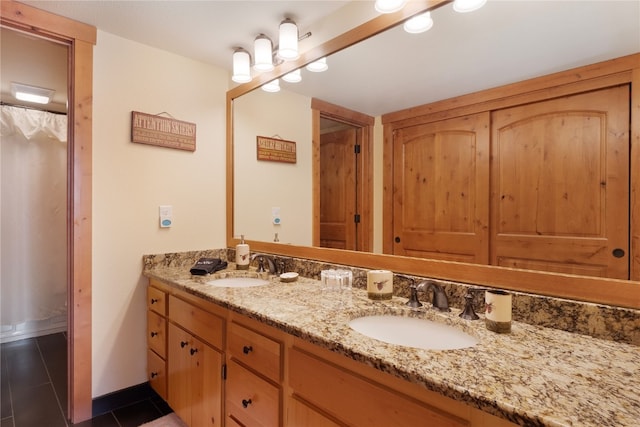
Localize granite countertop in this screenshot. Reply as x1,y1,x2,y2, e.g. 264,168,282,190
144,265,640,427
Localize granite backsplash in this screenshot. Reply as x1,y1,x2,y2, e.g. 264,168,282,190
142,248,639,345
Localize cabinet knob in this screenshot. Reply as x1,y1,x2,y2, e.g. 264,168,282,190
150,372,158,378
242,345,253,355
612,248,625,258
242,399,252,408
394,236,401,243
150,298,159,304
190,348,198,356
150,331,158,338
180,341,188,348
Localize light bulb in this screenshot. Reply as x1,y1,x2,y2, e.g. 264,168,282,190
453,0,487,13
254,34,274,72
278,18,299,61
232,49,251,83
403,12,433,34
375,0,408,14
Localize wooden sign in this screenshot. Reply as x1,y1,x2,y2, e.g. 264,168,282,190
256,136,297,163
131,111,196,151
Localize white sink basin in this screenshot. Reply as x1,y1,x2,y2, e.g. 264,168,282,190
206,277,270,288
348,315,478,350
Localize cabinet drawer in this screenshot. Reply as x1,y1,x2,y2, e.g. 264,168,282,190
226,360,280,427
147,348,167,400
169,295,224,350
289,347,468,427
228,321,282,382
147,310,166,358
148,286,167,316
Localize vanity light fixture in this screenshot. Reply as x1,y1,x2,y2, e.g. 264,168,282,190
253,34,274,72
277,18,299,61
453,0,487,13
306,57,328,72
375,0,408,14
282,69,302,83
232,48,252,83
262,79,280,92
11,82,54,105
403,11,433,33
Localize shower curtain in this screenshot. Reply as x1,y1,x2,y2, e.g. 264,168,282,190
0,105,68,342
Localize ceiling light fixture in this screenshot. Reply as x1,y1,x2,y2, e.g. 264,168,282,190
282,69,302,83
232,48,252,83
375,0,408,14
306,57,328,73
403,12,434,33
253,34,274,72
277,18,299,61
262,79,280,92
453,0,487,13
11,82,55,105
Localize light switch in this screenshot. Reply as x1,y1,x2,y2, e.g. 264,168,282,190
159,205,172,228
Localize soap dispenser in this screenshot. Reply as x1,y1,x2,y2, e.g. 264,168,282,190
235,235,250,270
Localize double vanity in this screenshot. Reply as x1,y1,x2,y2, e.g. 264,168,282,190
143,250,639,427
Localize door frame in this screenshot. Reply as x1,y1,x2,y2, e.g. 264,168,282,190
312,98,375,252
1,1,96,422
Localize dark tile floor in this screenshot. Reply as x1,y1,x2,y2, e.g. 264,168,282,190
1,333,170,427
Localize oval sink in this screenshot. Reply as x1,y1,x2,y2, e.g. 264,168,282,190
348,315,478,350
206,277,270,288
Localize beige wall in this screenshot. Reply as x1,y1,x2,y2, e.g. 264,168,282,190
233,89,313,245
92,30,228,397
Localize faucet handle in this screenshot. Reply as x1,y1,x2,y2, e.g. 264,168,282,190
405,285,423,308
459,288,487,320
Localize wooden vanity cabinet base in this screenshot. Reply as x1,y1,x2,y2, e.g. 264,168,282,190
286,339,517,427
148,279,517,427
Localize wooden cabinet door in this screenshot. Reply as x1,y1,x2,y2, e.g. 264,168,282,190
320,126,360,250
191,339,223,427
491,85,629,278
168,323,193,426
392,112,490,263
168,323,223,427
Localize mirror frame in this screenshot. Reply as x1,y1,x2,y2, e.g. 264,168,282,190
226,0,640,309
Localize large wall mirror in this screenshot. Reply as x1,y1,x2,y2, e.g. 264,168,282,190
227,0,640,309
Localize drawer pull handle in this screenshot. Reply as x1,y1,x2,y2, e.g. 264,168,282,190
242,345,253,355
190,348,198,356
150,331,158,338
242,399,252,408
180,341,188,348
150,298,159,304
150,372,158,378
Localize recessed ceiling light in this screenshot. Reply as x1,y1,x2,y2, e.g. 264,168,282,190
11,82,55,105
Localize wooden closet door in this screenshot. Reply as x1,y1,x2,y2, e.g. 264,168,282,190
491,85,630,279
392,112,490,263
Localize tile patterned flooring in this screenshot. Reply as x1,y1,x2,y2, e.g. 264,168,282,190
1,333,170,427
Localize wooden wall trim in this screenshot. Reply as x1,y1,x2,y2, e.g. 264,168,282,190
0,0,96,43
631,66,640,280
311,98,376,126
2,1,96,423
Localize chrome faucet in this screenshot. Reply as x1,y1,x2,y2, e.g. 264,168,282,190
405,281,450,312
250,254,282,274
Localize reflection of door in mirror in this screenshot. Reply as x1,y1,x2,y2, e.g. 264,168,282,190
312,99,375,252
392,112,490,263
320,119,361,250
490,86,629,279
391,85,630,279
